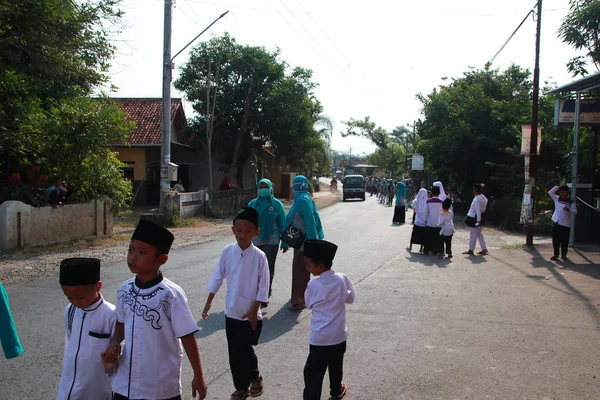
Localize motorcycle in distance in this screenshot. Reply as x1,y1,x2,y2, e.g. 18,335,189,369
330,177,338,193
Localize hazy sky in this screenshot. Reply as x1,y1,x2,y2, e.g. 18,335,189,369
107,0,582,155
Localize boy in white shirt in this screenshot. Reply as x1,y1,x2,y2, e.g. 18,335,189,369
101,220,207,400
203,207,270,400
548,185,578,260
303,239,355,400
57,258,116,400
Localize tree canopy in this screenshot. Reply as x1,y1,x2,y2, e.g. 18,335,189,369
0,0,132,209
416,64,570,200
175,34,326,187
559,0,600,76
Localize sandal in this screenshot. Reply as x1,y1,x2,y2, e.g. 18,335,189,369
288,303,306,311
477,249,489,255
231,389,250,400
462,250,474,255
329,382,348,399
250,375,264,397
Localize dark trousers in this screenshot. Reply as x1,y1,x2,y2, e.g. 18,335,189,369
303,341,346,400
423,227,443,254
113,394,181,400
552,223,570,257
49,190,65,205
441,234,453,255
257,244,278,298
226,316,263,391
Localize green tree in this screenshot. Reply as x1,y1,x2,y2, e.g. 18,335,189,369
341,117,389,149
175,34,325,187
558,0,600,76
0,0,133,209
391,125,419,154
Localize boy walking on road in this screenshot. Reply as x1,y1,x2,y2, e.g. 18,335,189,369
303,239,355,400
548,185,578,260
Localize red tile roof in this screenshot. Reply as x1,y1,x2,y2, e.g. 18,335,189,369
111,98,186,145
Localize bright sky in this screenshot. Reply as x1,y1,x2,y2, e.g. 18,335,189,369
107,0,581,155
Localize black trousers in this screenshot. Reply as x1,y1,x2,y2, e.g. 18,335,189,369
112,394,181,400
49,190,66,205
423,227,443,254
226,316,263,391
257,244,278,298
441,234,453,255
552,223,570,257
303,341,346,400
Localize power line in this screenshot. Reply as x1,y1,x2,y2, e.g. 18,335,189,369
489,3,536,65
276,0,358,86
264,0,363,94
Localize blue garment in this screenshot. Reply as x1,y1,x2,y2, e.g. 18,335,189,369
396,181,407,206
285,176,324,240
248,179,288,247
0,282,23,359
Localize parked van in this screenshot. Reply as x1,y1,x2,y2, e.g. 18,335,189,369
342,175,365,201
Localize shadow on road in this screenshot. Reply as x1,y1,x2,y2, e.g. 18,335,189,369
260,305,308,344
195,311,225,339
404,251,454,268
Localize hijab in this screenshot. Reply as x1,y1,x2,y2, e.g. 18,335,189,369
285,175,324,238
433,181,447,201
416,188,428,213
248,178,282,240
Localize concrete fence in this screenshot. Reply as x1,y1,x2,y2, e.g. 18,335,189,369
210,188,255,217
167,190,209,219
0,198,113,251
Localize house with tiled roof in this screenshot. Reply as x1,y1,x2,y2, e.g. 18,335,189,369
111,98,201,206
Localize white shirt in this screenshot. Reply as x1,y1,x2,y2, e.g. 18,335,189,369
548,186,577,227
206,243,270,321
305,270,355,346
113,274,199,400
438,211,455,236
467,194,488,223
425,197,443,227
57,295,117,400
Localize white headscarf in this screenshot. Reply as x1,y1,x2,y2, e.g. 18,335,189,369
416,188,428,213
433,181,447,201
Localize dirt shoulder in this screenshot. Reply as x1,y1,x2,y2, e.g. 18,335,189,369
0,189,342,285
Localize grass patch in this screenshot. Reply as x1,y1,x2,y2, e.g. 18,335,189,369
501,243,526,250
0,234,131,258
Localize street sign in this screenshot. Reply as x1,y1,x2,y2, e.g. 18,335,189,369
554,99,600,127
411,154,424,171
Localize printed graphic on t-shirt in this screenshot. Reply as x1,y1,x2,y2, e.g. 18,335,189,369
119,283,171,330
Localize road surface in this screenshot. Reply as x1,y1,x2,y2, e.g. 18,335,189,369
1,196,599,399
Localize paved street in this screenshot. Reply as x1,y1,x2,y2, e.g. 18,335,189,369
1,196,600,399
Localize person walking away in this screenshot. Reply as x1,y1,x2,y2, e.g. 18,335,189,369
248,179,289,307
424,186,444,255
285,176,325,311
203,207,269,400
302,240,355,400
462,183,489,255
432,181,447,201
57,258,116,400
408,188,428,252
438,198,455,259
392,180,407,224
548,185,577,261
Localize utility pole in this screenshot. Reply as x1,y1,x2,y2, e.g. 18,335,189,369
160,8,230,214
526,0,542,246
160,0,173,215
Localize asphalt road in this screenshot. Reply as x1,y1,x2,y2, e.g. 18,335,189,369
2,196,600,399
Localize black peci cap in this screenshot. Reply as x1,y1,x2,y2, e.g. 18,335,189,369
131,219,175,255
304,240,338,264
59,258,101,286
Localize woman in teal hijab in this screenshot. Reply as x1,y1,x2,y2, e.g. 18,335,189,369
285,175,325,310
248,178,288,307
392,180,407,224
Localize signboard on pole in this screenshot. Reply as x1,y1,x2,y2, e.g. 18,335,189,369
521,124,542,155
554,99,600,127
411,154,424,171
